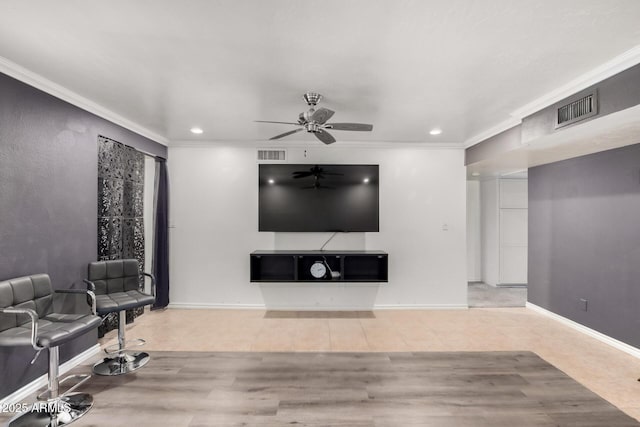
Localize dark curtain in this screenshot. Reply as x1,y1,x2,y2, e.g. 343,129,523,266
152,157,169,309
97,136,146,334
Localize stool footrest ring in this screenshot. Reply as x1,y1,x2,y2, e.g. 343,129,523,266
36,374,91,401
104,338,146,355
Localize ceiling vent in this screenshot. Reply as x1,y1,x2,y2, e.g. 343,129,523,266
257,149,286,163
555,90,598,129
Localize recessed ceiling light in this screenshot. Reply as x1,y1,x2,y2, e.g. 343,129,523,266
471,172,480,177
429,128,442,135
363,177,370,184
190,127,203,134
268,179,275,184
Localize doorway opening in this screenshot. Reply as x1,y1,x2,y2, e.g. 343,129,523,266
467,172,528,308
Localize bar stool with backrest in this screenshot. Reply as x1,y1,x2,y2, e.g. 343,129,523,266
0,274,100,426
86,259,155,376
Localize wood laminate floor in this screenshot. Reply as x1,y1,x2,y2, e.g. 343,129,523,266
9,351,640,427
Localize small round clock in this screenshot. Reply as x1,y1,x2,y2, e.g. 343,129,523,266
310,261,327,279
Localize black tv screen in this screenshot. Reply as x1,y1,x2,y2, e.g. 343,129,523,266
259,164,379,232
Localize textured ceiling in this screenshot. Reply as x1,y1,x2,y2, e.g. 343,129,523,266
1,0,639,144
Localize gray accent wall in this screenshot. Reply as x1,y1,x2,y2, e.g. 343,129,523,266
528,143,640,348
0,72,167,399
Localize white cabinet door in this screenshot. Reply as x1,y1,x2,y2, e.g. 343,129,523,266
500,179,528,209
499,208,528,284
500,209,528,246
500,246,528,284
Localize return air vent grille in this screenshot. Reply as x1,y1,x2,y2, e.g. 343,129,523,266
555,91,598,129
257,149,286,162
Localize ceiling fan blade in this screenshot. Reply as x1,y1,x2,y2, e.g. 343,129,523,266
255,120,300,125
269,128,304,140
325,123,373,131
292,172,313,178
315,129,336,145
310,108,335,124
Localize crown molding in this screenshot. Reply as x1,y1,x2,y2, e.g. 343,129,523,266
0,55,169,146
169,140,465,150
464,117,522,148
512,44,640,120
465,43,640,149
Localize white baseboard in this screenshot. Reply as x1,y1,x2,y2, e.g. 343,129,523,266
526,302,640,359
167,302,468,310
0,344,101,406
167,302,266,310
374,304,468,310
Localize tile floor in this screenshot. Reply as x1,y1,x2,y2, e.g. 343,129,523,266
467,282,527,307
100,307,640,421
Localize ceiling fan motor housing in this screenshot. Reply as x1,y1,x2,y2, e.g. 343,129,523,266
305,122,320,133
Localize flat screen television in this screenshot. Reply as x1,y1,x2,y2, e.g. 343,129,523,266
258,164,379,232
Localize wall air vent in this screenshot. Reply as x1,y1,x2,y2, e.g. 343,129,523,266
257,149,286,163
555,90,598,129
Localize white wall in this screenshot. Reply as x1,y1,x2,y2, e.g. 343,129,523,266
168,143,467,309
466,180,482,282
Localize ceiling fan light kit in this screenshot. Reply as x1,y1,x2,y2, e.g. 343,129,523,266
303,92,322,106
256,92,373,145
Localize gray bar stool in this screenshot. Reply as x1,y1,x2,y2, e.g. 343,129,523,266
0,274,100,427
86,259,155,376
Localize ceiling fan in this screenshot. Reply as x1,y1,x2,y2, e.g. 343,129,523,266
292,165,341,179
293,165,341,189
255,92,373,144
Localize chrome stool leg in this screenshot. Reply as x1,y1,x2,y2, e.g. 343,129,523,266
93,310,150,376
8,347,93,427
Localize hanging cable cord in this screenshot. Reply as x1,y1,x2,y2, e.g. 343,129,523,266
319,231,341,251
319,231,345,279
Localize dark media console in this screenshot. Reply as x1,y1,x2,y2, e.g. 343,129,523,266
250,250,388,282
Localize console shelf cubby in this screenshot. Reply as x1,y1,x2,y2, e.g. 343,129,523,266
250,250,388,283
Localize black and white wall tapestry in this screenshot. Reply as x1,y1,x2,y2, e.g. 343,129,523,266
97,135,145,335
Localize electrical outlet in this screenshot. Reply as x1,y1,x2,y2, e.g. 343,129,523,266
579,298,588,311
